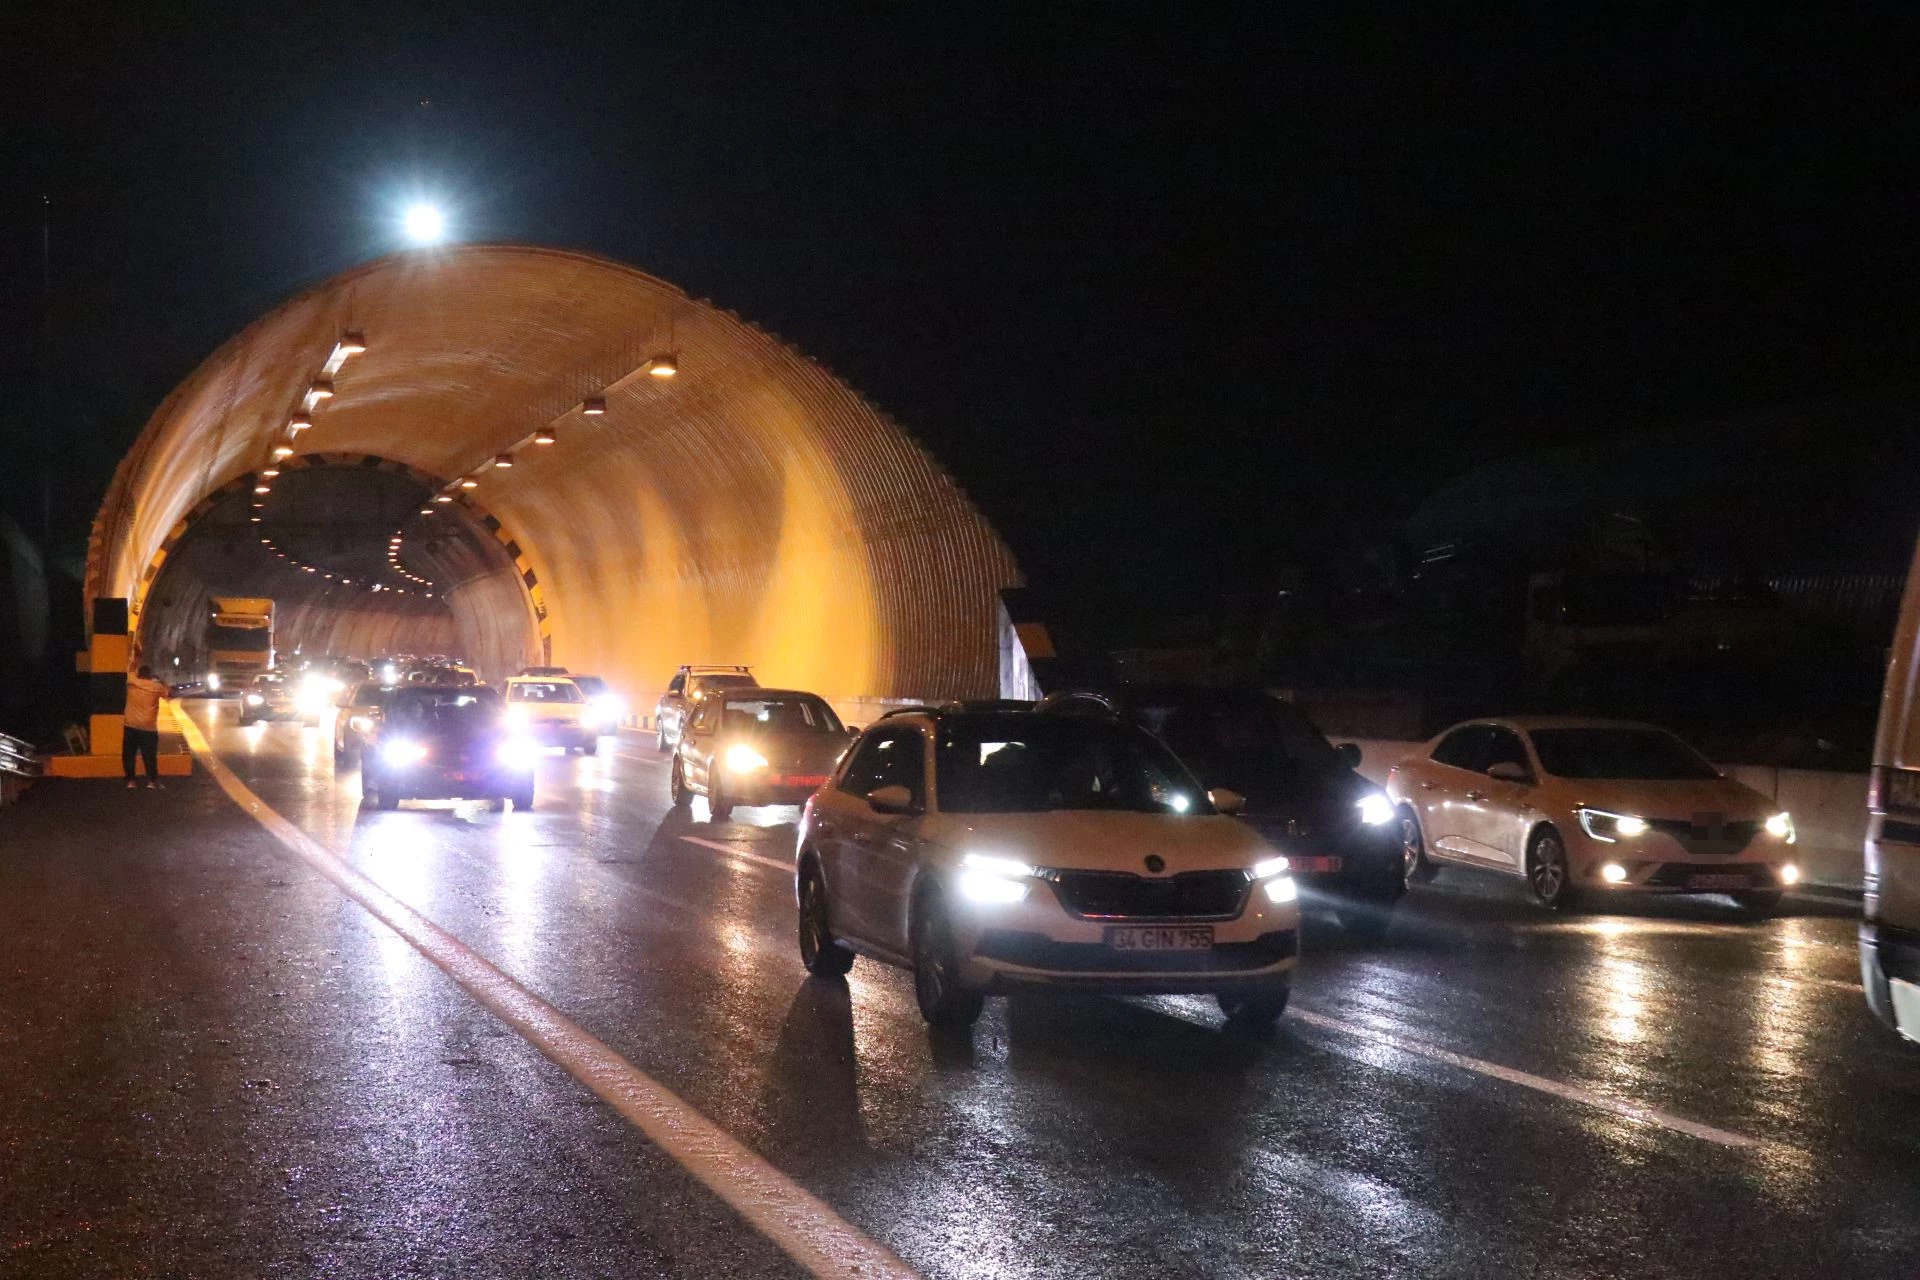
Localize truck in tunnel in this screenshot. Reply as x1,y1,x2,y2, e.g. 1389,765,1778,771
205,597,275,693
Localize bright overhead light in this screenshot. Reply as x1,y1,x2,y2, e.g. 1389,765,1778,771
254,484,271,494
261,467,280,478
581,396,606,415
308,379,335,401
647,352,678,378
460,477,478,489
533,427,556,445
493,453,514,468
403,202,447,246
435,494,453,504
289,413,312,434
418,506,434,515
338,330,367,356
271,445,294,459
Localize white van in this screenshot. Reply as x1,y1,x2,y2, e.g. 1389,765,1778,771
1864,540,1920,1044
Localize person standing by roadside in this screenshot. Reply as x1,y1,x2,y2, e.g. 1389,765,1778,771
123,663,171,790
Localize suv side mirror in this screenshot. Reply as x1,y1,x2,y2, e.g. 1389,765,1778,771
1207,787,1247,815
867,784,917,815
1487,761,1532,785
1335,742,1363,769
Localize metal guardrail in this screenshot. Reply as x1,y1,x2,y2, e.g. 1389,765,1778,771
0,731,42,780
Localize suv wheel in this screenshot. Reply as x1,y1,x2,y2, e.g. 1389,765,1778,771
1527,828,1581,911
655,727,670,754
708,780,733,823
669,760,689,807
1218,982,1291,1026
798,861,855,977
911,886,985,1028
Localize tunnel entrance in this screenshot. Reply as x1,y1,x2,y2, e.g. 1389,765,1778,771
89,244,1022,709
137,453,541,683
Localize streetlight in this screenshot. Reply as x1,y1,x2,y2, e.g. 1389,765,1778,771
403,203,447,246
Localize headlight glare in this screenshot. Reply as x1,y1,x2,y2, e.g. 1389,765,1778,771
1356,793,1394,826
245,694,264,706
1765,811,1795,842
1263,876,1298,904
381,739,428,767
725,744,769,773
496,737,540,768
957,851,1033,904
1779,862,1801,885
1252,856,1290,880
1577,809,1648,843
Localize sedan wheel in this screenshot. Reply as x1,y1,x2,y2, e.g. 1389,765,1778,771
1527,829,1580,911
655,728,670,754
1400,810,1437,884
669,760,689,808
911,887,985,1028
798,862,855,977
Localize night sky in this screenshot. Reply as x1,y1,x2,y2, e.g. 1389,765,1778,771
4,4,1918,624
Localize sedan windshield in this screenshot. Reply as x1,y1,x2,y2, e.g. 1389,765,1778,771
1529,728,1721,781
508,681,582,703
723,694,843,733
935,716,1209,815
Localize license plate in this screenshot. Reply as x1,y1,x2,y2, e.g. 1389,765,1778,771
1891,979,1920,1044
774,775,828,788
1105,925,1214,951
1688,873,1749,891
1294,856,1343,874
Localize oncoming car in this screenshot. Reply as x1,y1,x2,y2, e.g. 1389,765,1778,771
503,676,597,754
1387,717,1800,913
237,673,299,726
795,709,1302,1029
359,687,537,812
670,689,852,821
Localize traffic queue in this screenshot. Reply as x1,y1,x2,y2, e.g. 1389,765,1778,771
206,655,1805,1037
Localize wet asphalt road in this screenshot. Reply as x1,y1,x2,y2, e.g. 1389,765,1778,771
4,703,1919,1279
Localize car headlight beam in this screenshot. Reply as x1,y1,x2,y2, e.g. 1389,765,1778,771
724,744,770,773
1355,793,1394,826
381,739,428,768
958,851,1033,904
1765,811,1795,843
1577,809,1648,843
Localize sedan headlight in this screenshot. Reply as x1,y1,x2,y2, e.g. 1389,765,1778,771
724,744,769,773
381,739,429,767
496,737,541,768
1355,793,1394,826
1765,811,1795,843
1577,809,1649,842
958,851,1033,904
506,705,530,725
1251,855,1297,903
245,694,265,707
348,715,375,734
206,673,222,692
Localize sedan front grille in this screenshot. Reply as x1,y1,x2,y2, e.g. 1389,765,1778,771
1645,818,1760,855
1044,869,1251,920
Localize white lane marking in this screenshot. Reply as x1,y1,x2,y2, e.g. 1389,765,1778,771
680,834,792,875
174,706,916,1280
1770,974,1861,993
617,749,665,765
1289,1006,1764,1150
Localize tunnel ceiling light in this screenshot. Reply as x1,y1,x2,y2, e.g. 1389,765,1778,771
338,330,366,356
309,379,335,401
289,413,312,434
419,506,434,515
460,477,478,489
254,484,271,494
533,427,557,445
251,516,263,523
261,467,280,478
582,396,606,415
493,453,514,468
647,352,679,378
271,445,295,460
435,494,453,503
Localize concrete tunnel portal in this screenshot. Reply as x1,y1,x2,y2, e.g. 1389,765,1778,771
88,245,1023,711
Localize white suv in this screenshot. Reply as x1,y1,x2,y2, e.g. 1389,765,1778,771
794,707,1302,1028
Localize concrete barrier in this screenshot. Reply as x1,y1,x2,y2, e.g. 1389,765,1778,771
1336,736,1866,893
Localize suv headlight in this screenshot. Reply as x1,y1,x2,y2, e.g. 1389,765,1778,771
958,852,1033,904
1577,809,1649,842
1765,811,1795,843
496,737,540,768
381,739,428,767
1356,793,1393,826
1252,855,1297,903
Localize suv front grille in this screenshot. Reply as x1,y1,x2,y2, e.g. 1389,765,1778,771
1045,869,1251,920
1645,818,1760,855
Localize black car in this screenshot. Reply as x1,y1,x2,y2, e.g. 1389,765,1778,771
1037,685,1406,936
359,686,537,812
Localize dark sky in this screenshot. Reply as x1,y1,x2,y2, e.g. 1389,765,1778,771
4,3,1918,618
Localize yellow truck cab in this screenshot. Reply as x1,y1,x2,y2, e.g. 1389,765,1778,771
1864,540,1920,1044
205,597,275,694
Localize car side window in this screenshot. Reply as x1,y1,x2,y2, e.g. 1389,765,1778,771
1483,728,1531,776
839,728,926,804
1431,726,1494,772
691,702,719,734
667,672,686,695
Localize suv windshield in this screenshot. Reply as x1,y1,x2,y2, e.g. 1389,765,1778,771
508,681,583,703
1529,728,1721,781
1134,692,1339,781
722,694,843,734
691,674,757,696
387,689,503,728
935,715,1210,815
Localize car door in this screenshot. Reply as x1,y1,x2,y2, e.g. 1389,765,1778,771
1411,726,1497,861
1450,726,1538,869
847,727,928,956
815,726,925,951
682,699,722,794
660,670,687,735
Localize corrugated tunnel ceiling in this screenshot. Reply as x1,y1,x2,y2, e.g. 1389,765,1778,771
90,244,1021,698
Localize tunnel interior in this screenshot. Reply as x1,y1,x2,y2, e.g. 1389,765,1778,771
138,454,539,681
92,245,1023,710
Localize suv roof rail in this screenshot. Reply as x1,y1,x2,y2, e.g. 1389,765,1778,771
1034,690,1125,717
879,705,941,720
681,663,753,673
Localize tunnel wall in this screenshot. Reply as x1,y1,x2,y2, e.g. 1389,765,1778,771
89,245,1021,704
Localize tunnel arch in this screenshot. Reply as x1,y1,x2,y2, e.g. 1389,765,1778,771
90,244,1021,701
